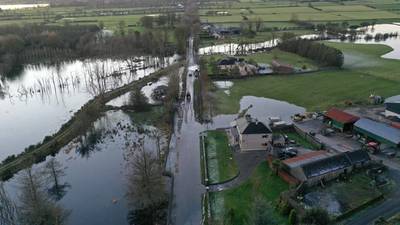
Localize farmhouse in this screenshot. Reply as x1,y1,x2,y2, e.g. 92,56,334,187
232,115,272,151
281,150,370,186
354,118,400,148
385,95,400,119
271,60,294,74
324,108,360,132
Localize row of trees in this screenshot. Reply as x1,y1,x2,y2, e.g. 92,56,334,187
278,38,344,67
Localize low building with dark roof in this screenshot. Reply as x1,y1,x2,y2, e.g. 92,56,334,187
281,149,370,186
324,108,360,132
354,118,400,148
385,95,400,119
233,115,272,151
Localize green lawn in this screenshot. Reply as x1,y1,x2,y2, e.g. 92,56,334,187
211,42,400,114
209,162,289,224
203,130,239,184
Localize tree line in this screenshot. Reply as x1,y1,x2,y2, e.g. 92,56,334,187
0,23,177,77
278,38,344,67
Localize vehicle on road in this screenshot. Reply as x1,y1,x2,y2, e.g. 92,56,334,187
186,92,191,101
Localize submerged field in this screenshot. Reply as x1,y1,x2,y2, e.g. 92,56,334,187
212,42,400,114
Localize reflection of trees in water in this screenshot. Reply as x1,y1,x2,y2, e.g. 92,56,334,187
0,183,18,225
75,127,103,158
41,158,70,201
125,137,168,225
17,168,70,225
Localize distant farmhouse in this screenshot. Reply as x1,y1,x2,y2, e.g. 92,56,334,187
230,115,272,151
271,60,294,74
281,150,370,186
385,95,400,119
354,118,400,148
324,108,360,132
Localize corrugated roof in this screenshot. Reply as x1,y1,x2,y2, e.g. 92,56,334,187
385,95,400,103
355,118,400,145
325,108,360,124
283,151,330,168
345,150,370,164
302,154,352,179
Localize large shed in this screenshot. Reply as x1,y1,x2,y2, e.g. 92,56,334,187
385,95,400,119
354,118,400,148
324,108,360,132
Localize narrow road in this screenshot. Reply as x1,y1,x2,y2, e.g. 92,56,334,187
169,37,206,225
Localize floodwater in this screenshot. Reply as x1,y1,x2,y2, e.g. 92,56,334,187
4,110,168,225
199,39,278,55
331,23,400,60
0,3,49,10
0,56,176,160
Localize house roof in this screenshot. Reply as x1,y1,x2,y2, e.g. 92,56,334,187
302,153,352,179
325,108,360,124
385,95,400,104
218,57,243,66
354,118,400,145
283,151,330,168
236,116,271,135
345,150,370,164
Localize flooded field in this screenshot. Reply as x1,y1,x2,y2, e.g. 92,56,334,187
0,56,176,160
0,4,49,10
4,110,168,225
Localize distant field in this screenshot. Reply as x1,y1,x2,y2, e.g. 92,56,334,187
200,4,400,23
211,43,400,114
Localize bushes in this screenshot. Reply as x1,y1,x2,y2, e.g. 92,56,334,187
301,208,330,225
278,38,344,67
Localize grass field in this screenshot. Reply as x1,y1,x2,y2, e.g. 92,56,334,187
203,130,239,184
211,42,400,114
200,4,400,24
209,162,289,224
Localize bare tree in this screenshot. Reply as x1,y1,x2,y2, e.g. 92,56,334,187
18,168,70,225
41,158,69,201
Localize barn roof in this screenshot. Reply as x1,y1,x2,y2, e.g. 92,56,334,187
302,154,352,179
325,108,360,124
354,118,400,145
345,150,370,164
282,151,330,168
385,95,400,104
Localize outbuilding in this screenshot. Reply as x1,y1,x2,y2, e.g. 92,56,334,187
385,95,400,119
324,108,360,132
354,118,400,148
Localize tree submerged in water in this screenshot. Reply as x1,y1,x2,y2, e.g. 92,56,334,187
129,87,150,112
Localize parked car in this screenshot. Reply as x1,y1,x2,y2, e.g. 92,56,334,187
186,92,191,101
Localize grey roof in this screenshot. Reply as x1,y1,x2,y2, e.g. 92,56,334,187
236,116,271,135
354,118,400,145
345,150,371,164
302,154,352,179
385,95,400,104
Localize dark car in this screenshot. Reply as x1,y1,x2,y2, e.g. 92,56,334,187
186,92,191,101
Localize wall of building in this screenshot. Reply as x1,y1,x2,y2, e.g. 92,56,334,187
239,133,270,151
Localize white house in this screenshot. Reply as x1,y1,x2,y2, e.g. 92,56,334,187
385,95,400,119
233,115,272,151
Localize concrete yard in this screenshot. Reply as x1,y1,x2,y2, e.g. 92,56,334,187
294,119,362,153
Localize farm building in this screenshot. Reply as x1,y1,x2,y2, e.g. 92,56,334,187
232,115,272,151
354,118,400,148
324,108,360,132
271,60,294,74
281,150,370,186
217,57,244,70
385,95,400,119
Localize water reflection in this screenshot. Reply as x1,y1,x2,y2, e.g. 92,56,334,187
0,56,177,160
4,110,169,225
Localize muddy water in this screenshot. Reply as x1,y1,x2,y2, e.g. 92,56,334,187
4,110,168,225
0,4,49,10
0,56,176,160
